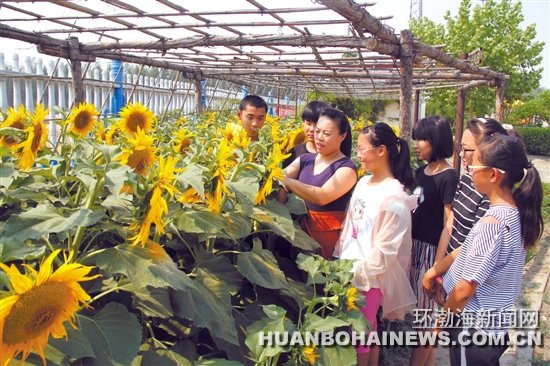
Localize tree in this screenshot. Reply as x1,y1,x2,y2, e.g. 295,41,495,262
410,0,545,119
507,90,550,126
306,91,390,121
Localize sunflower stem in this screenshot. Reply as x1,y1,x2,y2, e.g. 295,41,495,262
170,224,197,262
43,236,64,266
79,248,107,264
73,183,83,206
70,174,105,261
206,238,215,252
87,282,130,306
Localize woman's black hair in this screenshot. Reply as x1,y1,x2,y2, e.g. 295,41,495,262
319,108,352,157
477,134,543,248
361,122,415,193
301,101,330,123
467,117,507,143
412,116,454,162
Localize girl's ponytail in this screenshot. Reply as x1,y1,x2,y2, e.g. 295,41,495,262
513,164,544,248
478,135,544,248
394,137,415,193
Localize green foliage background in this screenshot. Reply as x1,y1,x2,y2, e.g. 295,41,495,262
409,0,545,119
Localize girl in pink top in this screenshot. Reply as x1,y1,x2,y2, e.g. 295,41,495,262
335,123,417,366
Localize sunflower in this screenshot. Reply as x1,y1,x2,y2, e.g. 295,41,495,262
172,128,194,156
115,128,157,176
131,156,180,246
16,104,49,171
207,140,235,213
255,143,290,205
104,125,120,145
280,127,304,154
66,103,98,138
345,287,358,311
177,187,203,204
0,105,28,148
94,122,107,143
223,122,250,149
118,102,155,136
302,344,319,365
0,250,99,365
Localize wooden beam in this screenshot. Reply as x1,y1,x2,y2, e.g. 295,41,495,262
459,79,495,90
454,88,466,173
495,79,506,122
414,90,420,127
80,34,401,57
0,23,67,49
414,43,507,81
318,0,399,44
68,37,85,105
195,79,203,114
399,30,413,142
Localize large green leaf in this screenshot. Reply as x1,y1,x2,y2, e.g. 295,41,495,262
244,305,288,364
105,165,132,196
222,212,252,240
252,200,295,240
290,223,320,251
174,210,229,238
237,240,289,290
303,314,349,333
177,163,207,198
133,349,175,366
296,253,326,285
0,204,105,241
3,187,55,202
0,162,20,188
196,246,243,294
101,193,134,216
0,241,46,262
284,193,308,215
132,343,194,366
195,360,244,366
49,323,96,361
174,209,251,241
76,302,141,366
75,170,97,192
227,176,259,206
318,345,356,366
96,244,238,345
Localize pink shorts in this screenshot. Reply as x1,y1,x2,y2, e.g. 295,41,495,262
356,288,383,354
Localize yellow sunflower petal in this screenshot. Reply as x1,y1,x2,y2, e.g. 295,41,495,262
67,103,98,138
118,102,156,136
0,251,98,366
0,105,28,148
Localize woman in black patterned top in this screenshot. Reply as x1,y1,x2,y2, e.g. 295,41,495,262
442,118,508,257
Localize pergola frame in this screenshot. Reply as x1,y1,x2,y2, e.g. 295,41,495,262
0,0,509,144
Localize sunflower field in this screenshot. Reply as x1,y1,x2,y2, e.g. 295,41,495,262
0,103,367,366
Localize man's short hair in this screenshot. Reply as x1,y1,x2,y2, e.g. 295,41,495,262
239,95,268,112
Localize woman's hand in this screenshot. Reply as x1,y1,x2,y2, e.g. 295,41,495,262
422,267,437,298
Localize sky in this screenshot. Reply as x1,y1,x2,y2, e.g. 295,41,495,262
1,0,548,89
